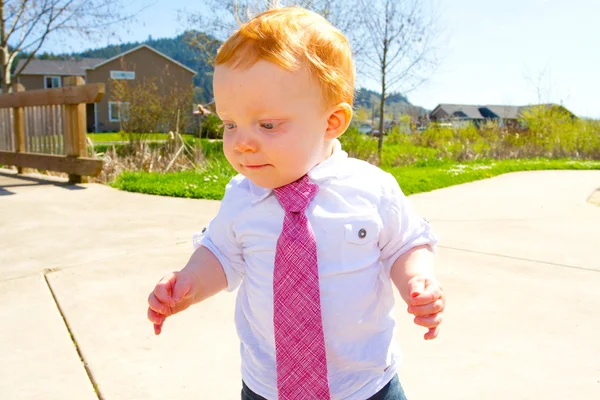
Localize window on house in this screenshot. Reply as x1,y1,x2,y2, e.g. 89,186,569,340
110,70,135,80
109,102,130,122
44,76,61,88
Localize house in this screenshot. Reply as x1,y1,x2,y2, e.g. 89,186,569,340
429,103,575,129
358,123,372,134
14,44,196,132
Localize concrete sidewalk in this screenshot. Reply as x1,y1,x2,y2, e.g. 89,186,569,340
1,168,599,399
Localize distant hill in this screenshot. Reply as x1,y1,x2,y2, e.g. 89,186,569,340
355,88,429,118
24,33,427,114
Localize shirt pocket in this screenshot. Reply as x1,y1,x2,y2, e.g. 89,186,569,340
344,219,380,245
340,218,382,272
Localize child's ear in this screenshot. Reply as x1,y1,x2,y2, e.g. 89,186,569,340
325,103,353,140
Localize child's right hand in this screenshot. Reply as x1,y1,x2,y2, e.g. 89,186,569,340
147,271,198,335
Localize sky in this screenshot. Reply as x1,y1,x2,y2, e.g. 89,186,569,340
41,0,600,118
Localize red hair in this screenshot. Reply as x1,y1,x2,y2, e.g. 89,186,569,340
215,6,356,108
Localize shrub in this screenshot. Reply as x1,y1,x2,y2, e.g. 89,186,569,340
200,114,224,139
339,126,379,163
517,105,600,159
109,74,194,139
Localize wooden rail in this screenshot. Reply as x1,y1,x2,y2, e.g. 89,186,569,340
0,77,105,183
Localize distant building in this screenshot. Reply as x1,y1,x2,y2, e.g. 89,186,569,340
14,44,196,132
429,103,575,128
358,123,372,134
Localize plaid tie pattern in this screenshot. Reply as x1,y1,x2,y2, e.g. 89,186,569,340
273,175,330,400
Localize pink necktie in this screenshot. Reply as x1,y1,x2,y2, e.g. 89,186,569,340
273,175,330,399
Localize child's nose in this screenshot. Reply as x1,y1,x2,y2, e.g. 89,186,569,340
233,131,258,153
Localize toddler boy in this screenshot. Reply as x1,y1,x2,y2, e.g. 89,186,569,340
147,6,445,400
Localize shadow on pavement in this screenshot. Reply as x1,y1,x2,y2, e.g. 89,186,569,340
0,171,87,195
0,186,14,196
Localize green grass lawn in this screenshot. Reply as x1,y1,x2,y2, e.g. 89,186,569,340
111,158,600,200
88,132,196,143
385,159,600,195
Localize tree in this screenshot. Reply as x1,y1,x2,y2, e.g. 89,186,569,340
523,64,555,105
110,74,194,136
0,0,149,92
357,0,438,160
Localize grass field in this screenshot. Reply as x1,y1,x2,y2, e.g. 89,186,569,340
111,158,600,200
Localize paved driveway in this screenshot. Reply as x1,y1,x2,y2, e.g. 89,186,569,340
1,168,598,400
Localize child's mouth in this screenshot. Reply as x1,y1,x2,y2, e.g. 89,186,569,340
244,164,269,170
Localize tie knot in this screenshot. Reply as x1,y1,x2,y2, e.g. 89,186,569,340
274,175,319,213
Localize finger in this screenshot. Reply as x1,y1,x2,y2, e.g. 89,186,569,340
154,273,176,305
413,312,443,329
407,277,425,299
408,299,444,317
154,323,162,335
171,276,192,304
410,283,443,306
147,308,166,325
148,292,167,314
424,326,440,340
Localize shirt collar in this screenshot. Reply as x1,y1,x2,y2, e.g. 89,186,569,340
248,139,347,204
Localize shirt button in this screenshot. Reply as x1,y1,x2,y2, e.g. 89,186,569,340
358,228,367,239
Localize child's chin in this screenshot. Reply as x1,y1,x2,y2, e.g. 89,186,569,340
243,174,278,189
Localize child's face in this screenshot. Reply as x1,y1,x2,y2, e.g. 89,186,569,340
214,60,334,189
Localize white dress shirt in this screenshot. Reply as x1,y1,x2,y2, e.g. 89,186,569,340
194,140,437,400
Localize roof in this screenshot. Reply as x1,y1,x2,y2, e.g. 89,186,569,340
484,105,523,119
86,44,196,75
431,103,569,120
15,58,107,76
432,104,486,120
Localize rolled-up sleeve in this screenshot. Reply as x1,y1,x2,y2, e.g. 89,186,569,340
192,182,246,292
379,173,438,273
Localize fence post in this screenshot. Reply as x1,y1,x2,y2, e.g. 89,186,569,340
13,84,25,174
63,76,88,183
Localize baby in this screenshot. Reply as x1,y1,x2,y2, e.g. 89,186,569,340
147,6,445,400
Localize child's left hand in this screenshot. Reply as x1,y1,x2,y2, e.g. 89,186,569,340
406,276,445,340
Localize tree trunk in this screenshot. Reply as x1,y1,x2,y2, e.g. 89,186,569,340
377,4,390,164
377,43,388,163
0,1,4,92
377,82,385,162
371,100,375,124
2,64,11,92
0,46,9,93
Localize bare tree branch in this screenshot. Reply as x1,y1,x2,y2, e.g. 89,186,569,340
1,0,152,91
181,0,364,66
5,0,28,41
353,0,439,160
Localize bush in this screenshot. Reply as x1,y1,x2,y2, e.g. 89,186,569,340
199,114,224,139
380,129,442,167
519,106,600,159
338,126,379,163
406,109,600,162
109,75,194,138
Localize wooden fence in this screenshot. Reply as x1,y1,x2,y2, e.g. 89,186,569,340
0,76,105,183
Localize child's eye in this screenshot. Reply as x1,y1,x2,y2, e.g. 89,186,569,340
261,122,274,130
224,122,236,130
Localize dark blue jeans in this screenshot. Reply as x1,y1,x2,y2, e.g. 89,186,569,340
241,375,407,399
